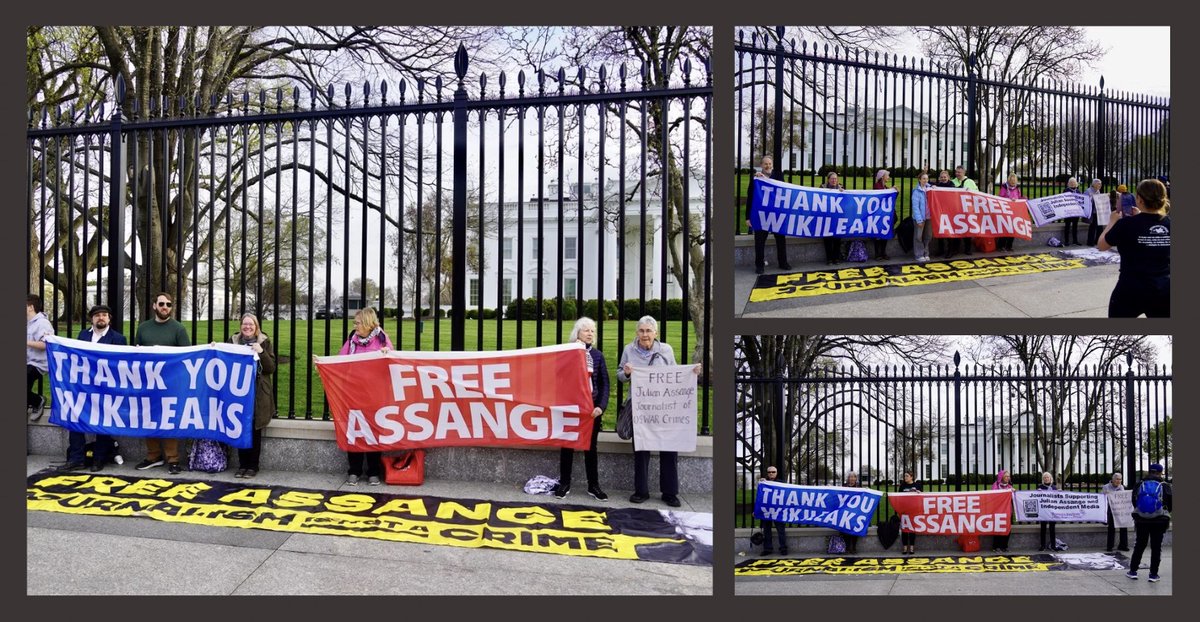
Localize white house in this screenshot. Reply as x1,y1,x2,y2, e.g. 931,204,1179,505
774,105,969,171
464,175,707,311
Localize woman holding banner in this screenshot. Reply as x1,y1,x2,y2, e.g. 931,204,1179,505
619,315,696,508
991,469,1013,552
1038,472,1062,551
871,169,892,261
231,314,276,479
898,472,921,555
821,171,844,265
1062,177,1084,246
1102,472,1130,552
1098,178,1171,318
338,307,392,485
842,471,863,554
553,317,609,501
911,173,932,262
996,173,1024,252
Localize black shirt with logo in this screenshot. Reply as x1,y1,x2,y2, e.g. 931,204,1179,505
1102,213,1170,279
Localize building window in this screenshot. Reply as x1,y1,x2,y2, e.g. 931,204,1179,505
565,237,577,260
501,278,513,306
469,279,480,307
532,238,540,259
502,237,513,261
564,277,577,300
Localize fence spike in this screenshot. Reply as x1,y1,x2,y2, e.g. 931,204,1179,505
682,59,690,85
148,96,157,117
597,65,605,92
479,72,487,97
557,67,566,93
705,57,712,85
416,78,425,103
454,43,468,85
293,86,301,110
578,66,586,91
498,71,507,96
738,29,744,46
538,68,546,95
751,32,758,47
363,80,370,105
618,63,626,90
640,60,649,88
398,79,407,102
517,69,526,95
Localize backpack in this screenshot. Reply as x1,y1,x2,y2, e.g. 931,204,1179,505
1136,480,1166,517
846,240,868,262
827,534,847,554
188,439,228,473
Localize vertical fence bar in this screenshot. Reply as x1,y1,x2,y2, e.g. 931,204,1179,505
451,45,468,352
108,88,127,334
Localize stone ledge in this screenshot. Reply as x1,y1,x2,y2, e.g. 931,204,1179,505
734,524,1171,554
27,420,713,494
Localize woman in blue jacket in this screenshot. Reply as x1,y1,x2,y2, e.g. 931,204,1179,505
911,172,932,262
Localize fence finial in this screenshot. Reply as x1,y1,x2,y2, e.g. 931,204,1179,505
954,351,961,367
454,43,468,87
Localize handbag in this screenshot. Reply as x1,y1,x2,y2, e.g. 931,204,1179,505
383,449,425,485
616,398,634,440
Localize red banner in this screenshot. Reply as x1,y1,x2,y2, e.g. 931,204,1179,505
314,343,594,451
888,489,1014,535
927,187,1033,239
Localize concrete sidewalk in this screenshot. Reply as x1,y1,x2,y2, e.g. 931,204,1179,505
734,549,1172,596
735,254,1119,318
26,455,712,595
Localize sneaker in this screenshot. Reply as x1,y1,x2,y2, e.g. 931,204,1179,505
760,549,773,556
587,486,608,501
1126,570,1138,580
58,462,86,472
755,266,764,275
167,462,182,475
135,458,165,470
89,463,103,473
778,262,793,271
553,484,570,499
629,493,649,504
347,474,360,486
1118,547,1130,552
368,476,381,486
663,495,682,508
1149,574,1160,583
28,395,46,421
779,548,788,556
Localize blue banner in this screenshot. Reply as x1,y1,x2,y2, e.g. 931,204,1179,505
45,336,258,448
753,481,883,537
749,177,897,239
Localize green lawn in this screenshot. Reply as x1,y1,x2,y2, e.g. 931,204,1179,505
735,172,1075,235
39,319,711,432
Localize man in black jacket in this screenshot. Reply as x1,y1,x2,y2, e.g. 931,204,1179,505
60,304,127,472
1126,463,1172,582
758,466,788,556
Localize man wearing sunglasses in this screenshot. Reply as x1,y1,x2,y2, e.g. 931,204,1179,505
758,465,788,556
134,292,191,474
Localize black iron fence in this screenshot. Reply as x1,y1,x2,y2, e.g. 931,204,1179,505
735,352,1172,528
735,27,1171,233
27,44,713,432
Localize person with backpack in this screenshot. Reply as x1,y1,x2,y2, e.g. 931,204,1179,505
1102,472,1130,552
337,307,392,486
230,313,276,479
1037,472,1063,551
1126,463,1172,582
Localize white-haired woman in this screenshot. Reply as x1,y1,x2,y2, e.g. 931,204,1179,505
1102,472,1130,552
617,315,700,507
337,307,392,485
553,317,609,501
1037,472,1061,551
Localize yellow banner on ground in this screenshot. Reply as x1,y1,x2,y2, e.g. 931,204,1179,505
750,253,1090,302
736,555,1063,575
26,470,711,565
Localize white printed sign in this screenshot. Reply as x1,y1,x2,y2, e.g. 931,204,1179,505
1107,491,1135,528
1027,192,1091,226
1093,193,1112,226
630,365,699,452
1014,490,1107,523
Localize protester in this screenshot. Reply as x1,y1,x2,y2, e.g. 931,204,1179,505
898,471,922,555
1117,184,1136,213
991,469,1014,552
618,315,699,507
1126,463,1172,582
61,304,125,472
335,307,392,485
950,166,977,256
932,169,958,258
842,470,863,554
748,156,791,274
231,313,276,479
821,171,844,265
1102,472,1130,552
26,294,54,422
553,317,609,501
758,465,788,556
996,173,1023,252
1062,177,1084,246
910,172,932,262
1037,472,1061,551
134,292,191,475
1098,178,1170,318
1083,178,1104,245
871,169,892,260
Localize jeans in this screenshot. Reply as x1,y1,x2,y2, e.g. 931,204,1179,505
913,220,931,259
1130,518,1169,575
762,520,787,552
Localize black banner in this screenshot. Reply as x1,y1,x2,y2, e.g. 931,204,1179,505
26,469,711,566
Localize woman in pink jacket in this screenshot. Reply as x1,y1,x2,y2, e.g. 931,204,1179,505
337,307,393,486
996,173,1024,252
991,469,1014,552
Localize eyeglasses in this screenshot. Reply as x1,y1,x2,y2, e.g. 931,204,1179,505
157,302,173,308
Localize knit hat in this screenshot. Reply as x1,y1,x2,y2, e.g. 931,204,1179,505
1117,184,1129,193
